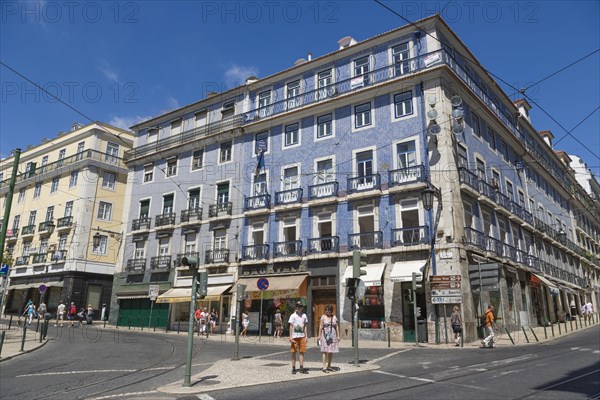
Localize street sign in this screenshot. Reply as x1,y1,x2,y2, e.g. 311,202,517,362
0,264,9,276
257,277,269,291
149,285,159,300
430,275,461,282
431,289,462,296
38,284,47,293
431,281,462,289
432,296,462,304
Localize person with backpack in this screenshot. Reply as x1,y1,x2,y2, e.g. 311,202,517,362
481,304,497,348
77,307,86,326
450,305,462,347
68,302,77,326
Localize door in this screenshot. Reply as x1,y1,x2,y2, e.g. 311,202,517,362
312,290,336,337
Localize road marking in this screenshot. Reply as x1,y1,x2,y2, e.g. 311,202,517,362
374,370,435,383
368,349,411,364
91,390,159,399
593,350,600,354
18,369,136,377
571,347,581,350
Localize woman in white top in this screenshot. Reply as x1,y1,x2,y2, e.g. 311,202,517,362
241,311,249,337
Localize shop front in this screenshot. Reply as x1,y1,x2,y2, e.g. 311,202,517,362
233,273,309,335
389,260,426,342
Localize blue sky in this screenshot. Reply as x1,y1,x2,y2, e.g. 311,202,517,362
1,0,598,175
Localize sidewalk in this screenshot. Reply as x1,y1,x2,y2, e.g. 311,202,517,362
0,318,50,361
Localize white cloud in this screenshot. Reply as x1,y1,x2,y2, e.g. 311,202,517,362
224,65,259,88
98,59,119,82
160,96,180,113
109,115,153,130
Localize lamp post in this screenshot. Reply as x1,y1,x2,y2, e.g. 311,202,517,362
421,184,438,276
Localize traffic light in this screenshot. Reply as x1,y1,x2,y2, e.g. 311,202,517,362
412,272,422,292
345,278,358,299
181,256,198,268
197,271,208,298
352,250,367,279
236,284,247,302
403,289,413,303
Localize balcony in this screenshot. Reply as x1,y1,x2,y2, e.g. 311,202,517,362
6,229,18,241
308,181,338,200
244,194,270,211
38,221,55,236
307,236,339,254
458,167,479,192
180,208,202,224
391,226,429,246
205,249,230,264
509,201,534,226
273,240,303,258
348,231,383,250
174,252,199,267
132,218,151,231
389,165,425,187
478,180,498,203
464,227,487,248
21,225,35,237
155,213,176,228
32,253,47,264
242,244,269,260
15,256,29,266
495,192,512,213
208,202,232,218
51,250,67,262
347,173,381,194
150,256,172,270
56,216,73,231
126,258,147,272
123,115,244,162
275,188,303,206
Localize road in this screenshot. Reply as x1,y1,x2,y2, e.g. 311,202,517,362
1,325,598,399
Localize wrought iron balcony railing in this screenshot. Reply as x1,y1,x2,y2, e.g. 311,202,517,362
56,216,73,229
348,231,383,250
208,202,232,218
51,250,68,262
347,173,381,194
391,225,429,246
126,258,146,272
307,236,339,254
275,188,303,206
15,256,29,266
244,194,270,211
180,208,202,223
273,240,303,257
132,218,151,231
150,256,172,269
458,167,479,191
155,213,176,227
38,220,55,234
308,181,338,199
388,164,425,187
205,249,230,264
21,225,35,235
32,253,47,264
242,244,269,260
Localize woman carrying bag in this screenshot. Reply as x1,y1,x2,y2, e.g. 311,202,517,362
317,304,340,372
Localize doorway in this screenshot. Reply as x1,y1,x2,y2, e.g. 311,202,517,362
312,290,336,337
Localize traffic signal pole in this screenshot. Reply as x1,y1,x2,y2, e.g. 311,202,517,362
352,250,366,367
183,266,198,387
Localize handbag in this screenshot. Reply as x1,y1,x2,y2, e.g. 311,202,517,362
323,316,334,345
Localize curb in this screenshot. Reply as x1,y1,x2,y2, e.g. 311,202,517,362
0,339,49,362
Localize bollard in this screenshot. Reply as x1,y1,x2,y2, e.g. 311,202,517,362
104,319,107,328
20,324,27,352
529,327,538,342
584,316,588,327
43,320,49,340
521,326,529,343
177,320,181,334
564,320,568,333
128,317,131,331
558,321,562,335
551,322,555,337
570,318,574,332
543,323,547,339
387,327,391,348
575,317,579,330
8,315,13,330
35,319,40,333
0,331,5,356
39,324,43,343
505,327,515,345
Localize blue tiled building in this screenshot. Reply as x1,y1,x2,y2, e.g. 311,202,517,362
110,15,599,342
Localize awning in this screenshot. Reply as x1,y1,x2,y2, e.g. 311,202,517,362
343,263,386,287
533,274,559,294
389,261,425,282
235,274,308,292
118,294,150,300
9,281,63,290
155,285,232,304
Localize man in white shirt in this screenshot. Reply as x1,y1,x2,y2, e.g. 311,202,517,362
56,301,65,327
288,302,308,374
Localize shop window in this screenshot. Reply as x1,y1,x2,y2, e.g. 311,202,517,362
357,285,384,329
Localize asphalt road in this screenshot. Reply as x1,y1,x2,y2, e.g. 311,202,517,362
1,325,599,400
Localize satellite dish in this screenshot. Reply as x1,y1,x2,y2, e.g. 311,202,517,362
451,108,464,119
427,95,437,106
452,123,464,135
451,95,463,107
426,109,438,120
428,124,441,135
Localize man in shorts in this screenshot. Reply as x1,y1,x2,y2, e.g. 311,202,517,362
288,302,308,374
56,301,66,327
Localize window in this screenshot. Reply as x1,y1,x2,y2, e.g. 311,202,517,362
134,241,145,259
398,199,420,243
105,142,119,163
92,235,107,254
139,199,150,220
396,140,417,169
25,161,37,178
69,171,78,187
28,211,37,226
58,234,67,251
64,201,73,217
258,91,271,117
217,182,229,205
253,173,267,195
284,123,299,147
255,132,268,154
40,156,48,171
476,159,486,181
50,177,59,193
317,69,333,100
184,233,196,254
76,142,85,160
18,188,25,203
102,172,116,189
354,56,370,86
356,150,374,183
355,103,372,128
392,43,410,76
170,120,182,135
394,91,413,117
33,183,42,198
45,206,54,222
220,141,232,163
97,202,112,221
487,128,497,150
23,241,32,256
316,159,334,183
162,194,174,214
166,158,177,177
500,140,509,162
286,80,301,109
506,181,514,201
192,149,204,170
58,150,66,166
283,166,299,190
143,164,154,182
158,238,170,256
213,229,226,250
472,114,482,138
317,114,333,138
188,188,201,210
195,110,207,128
221,101,235,119
40,238,49,254
12,215,20,231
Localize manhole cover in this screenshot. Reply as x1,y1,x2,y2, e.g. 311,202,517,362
263,362,288,367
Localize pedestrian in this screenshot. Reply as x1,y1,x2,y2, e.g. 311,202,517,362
241,311,249,337
274,309,283,338
56,300,66,327
210,309,218,334
77,307,86,326
38,301,47,319
86,304,94,324
481,304,496,348
585,301,593,322
194,307,202,333
451,305,462,346
23,300,35,325
200,308,209,335
68,302,77,326
289,301,308,374
570,299,577,319
101,303,107,321
318,304,340,373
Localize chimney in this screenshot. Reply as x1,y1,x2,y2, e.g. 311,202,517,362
71,122,83,131
308,52,312,61
337,36,357,50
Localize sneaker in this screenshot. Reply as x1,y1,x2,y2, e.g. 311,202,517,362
481,340,485,346
299,367,308,374
292,368,297,375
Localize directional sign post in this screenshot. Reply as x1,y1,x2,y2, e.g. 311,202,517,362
257,278,269,343
148,285,159,328
430,275,462,304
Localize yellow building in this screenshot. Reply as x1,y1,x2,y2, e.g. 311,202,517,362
0,122,134,317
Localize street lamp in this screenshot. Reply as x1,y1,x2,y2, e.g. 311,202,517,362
421,184,441,276
556,228,567,242
421,185,436,211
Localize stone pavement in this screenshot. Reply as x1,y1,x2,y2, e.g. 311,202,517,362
0,318,50,361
